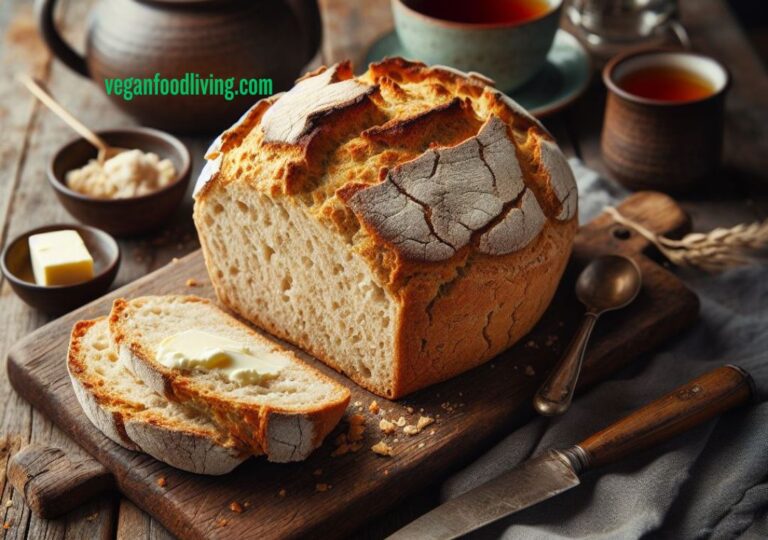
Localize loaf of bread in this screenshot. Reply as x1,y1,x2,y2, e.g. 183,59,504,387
194,58,578,399
109,295,350,462
67,318,247,475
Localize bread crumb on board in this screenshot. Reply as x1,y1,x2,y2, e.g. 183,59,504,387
395,416,407,427
369,400,380,414
525,365,536,376
156,476,167,488
404,416,435,436
371,441,395,457
3,521,11,530
216,518,229,527
185,278,199,287
379,418,396,434
229,501,244,513
315,483,332,492
85,512,99,522
278,489,287,498
347,414,366,442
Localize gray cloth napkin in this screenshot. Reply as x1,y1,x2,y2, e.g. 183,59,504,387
442,160,768,539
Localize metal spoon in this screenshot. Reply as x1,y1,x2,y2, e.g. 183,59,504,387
18,74,126,164
533,255,642,416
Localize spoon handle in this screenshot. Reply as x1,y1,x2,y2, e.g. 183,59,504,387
533,312,598,416
17,75,108,153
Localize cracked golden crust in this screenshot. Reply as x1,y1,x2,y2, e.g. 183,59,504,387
194,58,578,398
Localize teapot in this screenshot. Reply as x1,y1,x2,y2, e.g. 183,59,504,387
35,0,322,134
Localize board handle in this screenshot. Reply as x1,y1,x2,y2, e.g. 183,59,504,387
564,366,753,472
8,444,113,519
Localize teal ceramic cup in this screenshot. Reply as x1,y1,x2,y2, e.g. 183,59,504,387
392,0,563,91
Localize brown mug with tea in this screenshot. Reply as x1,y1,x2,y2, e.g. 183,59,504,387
601,49,730,192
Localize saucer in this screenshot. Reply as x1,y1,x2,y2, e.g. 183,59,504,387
364,29,592,118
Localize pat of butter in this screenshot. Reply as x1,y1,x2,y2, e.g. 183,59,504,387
156,330,288,386
28,230,94,286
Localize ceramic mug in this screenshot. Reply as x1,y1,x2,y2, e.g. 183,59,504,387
391,0,563,91
601,49,730,193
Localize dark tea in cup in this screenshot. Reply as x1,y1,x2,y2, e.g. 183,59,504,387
601,50,730,192
407,0,552,25
617,66,715,102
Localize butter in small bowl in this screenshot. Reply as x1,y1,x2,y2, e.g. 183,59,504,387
1,224,120,314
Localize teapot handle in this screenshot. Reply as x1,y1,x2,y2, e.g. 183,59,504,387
285,0,323,65
35,0,89,77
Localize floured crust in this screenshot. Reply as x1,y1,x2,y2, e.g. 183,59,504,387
109,295,351,461
194,58,578,398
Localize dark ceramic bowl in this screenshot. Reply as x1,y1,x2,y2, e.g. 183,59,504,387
48,128,191,237
1,224,120,314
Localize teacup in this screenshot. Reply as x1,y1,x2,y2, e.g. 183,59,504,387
601,49,730,193
392,0,563,91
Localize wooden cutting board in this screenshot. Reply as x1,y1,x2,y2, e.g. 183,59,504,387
7,191,699,540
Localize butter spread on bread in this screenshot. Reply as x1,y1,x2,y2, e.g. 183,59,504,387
156,329,288,386
109,295,351,462
193,57,578,398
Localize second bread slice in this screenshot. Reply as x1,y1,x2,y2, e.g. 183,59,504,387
68,318,247,475
109,295,351,462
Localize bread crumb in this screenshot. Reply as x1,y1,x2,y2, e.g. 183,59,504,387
156,476,167,488
347,414,366,442
185,278,199,287
525,340,538,349
393,438,399,443
369,400,380,414
395,416,407,427
313,468,323,476
525,365,535,376
243,501,252,508
4,500,11,508
429,429,436,435
418,442,425,449
315,483,332,492
379,418,396,434
171,257,180,263
417,416,434,430
229,501,243,513
406,406,414,414
353,401,362,407
383,469,390,476
3,521,10,530
403,425,418,435
278,489,287,497
216,518,229,527
86,512,98,522
371,441,394,457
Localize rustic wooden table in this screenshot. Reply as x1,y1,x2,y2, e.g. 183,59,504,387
0,0,766,538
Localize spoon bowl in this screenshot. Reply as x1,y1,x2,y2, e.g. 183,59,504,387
576,255,642,314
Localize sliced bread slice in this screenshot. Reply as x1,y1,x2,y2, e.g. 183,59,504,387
67,318,248,475
109,295,351,462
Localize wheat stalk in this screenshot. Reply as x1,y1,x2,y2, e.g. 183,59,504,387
605,206,768,272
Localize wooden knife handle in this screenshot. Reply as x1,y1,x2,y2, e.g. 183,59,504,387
573,366,753,471
8,444,113,519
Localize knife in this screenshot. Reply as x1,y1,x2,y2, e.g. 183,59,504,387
388,365,754,540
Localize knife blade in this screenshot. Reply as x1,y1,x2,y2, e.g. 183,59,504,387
388,365,753,540
387,450,580,540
